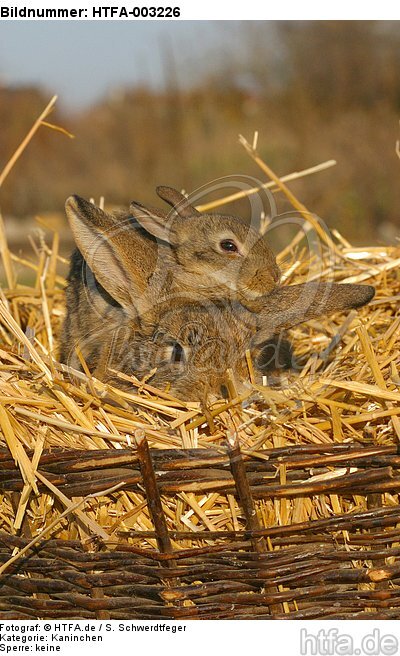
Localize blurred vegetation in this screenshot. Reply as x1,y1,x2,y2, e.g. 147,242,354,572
0,21,399,244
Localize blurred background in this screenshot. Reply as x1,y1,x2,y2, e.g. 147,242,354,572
0,20,399,257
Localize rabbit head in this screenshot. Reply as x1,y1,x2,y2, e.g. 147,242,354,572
95,279,375,402
130,186,280,304
64,190,280,320
102,300,255,402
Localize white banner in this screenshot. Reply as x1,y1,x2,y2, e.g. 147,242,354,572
0,620,400,653
0,0,399,20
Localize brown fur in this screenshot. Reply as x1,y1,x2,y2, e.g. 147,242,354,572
61,278,375,401
104,284,374,401
60,187,279,369
59,188,375,399
97,301,257,403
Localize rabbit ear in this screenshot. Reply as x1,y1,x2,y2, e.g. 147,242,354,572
156,186,201,219
252,282,375,346
65,195,149,308
130,200,178,245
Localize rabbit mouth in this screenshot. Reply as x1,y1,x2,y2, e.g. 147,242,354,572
238,269,280,300
239,285,263,300
237,280,271,300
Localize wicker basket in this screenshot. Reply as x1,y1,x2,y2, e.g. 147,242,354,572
1,438,400,620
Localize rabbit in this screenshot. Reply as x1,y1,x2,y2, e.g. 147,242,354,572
92,299,256,402
60,186,280,369
69,281,375,402
59,186,375,391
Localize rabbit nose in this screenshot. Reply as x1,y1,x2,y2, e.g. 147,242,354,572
256,264,280,284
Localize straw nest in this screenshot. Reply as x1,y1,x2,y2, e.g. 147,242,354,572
0,100,399,619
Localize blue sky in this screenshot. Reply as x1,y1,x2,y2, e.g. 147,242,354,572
0,21,240,109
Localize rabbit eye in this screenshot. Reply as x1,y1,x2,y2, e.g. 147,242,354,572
219,239,239,254
170,342,185,364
